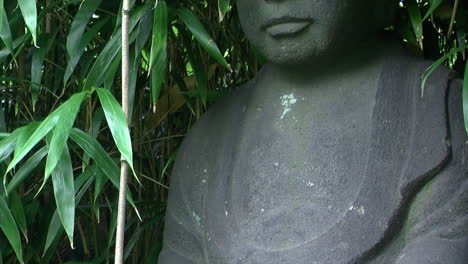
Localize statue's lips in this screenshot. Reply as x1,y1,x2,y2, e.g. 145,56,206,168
262,17,312,37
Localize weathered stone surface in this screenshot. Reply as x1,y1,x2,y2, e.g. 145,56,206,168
159,1,468,263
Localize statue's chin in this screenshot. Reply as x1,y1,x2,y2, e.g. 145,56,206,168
257,41,340,70
262,50,335,71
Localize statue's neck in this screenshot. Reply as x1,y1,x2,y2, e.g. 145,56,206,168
257,38,391,88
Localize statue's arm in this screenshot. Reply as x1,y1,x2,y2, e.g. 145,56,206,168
396,78,468,263
157,163,207,264
158,122,211,263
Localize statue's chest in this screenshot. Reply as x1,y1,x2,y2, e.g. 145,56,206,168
220,101,373,252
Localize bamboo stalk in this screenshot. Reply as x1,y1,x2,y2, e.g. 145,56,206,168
114,0,131,263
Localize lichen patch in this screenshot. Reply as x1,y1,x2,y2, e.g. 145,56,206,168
280,93,297,119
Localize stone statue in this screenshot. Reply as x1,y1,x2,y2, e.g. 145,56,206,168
158,0,468,263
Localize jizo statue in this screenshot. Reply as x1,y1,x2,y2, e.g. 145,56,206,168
158,0,468,263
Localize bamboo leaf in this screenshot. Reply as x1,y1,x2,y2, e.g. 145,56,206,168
14,123,40,158
134,9,152,63
83,4,150,91
31,31,58,109
148,1,167,73
43,166,95,255
218,0,230,22
95,88,137,181
43,211,63,257
64,0,104,85
150,49,166,107
66,0,103,60
149,2,168,106
407,0,423,49
421,45,466,96
0,196,23,264
93,166,108,223
64,18,108,86
4,111,61,176
18,0,37,45
177,8,230,70
422,0,443,21
128,48,138,121
51,145,75,248
8,191,27,242
182,32,208,106
0,129,22,163
0,35,28,64
0,0,14,56
103,53,122,91
83,108,104,166
7,146,47,195
69,128,139,216
41,92,86,193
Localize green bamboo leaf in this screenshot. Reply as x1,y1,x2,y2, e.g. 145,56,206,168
69,128,140,217
0,128,22,163
93,166,108,223
107,197,118,249
5,92,86,185
83,108,104,166
66,0,102,59
43,210,63,257
8,191,27,242
0,0,14,56
95,88,137,181
182,32,208,106
64,0,104,85
18,0,37,46
103,53,122,91
407,0,423,49
134,10,152,63
51,145,75,248
177,8,230,70
128,49,138,121
43,166,95,256
31,31,57,109
148,1,167,73
4,112,61,177
41,92,86,193
0,35,28,64
83,4,150,91
14,123,39,158
7,146,47,195
422,0,443,21
64,18,108,86
123,216,161,261
421,45,466,96
218,0,230,22
148,2,167,106
150,49,167,107
463,59,468,135
0,196,23,264
70,128,119,184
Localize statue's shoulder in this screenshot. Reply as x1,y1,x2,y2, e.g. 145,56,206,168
386,55,468,263
166,79,253,196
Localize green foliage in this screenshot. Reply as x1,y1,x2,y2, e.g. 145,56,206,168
0,0,466,263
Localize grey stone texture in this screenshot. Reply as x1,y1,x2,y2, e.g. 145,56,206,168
159,1,468,263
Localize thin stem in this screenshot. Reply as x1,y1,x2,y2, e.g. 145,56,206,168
114,0,131,263
447,0,459,39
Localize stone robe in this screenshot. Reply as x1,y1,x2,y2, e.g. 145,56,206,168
158,53,468,264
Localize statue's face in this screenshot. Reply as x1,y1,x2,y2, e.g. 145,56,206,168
237,0,381,66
